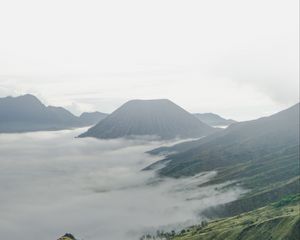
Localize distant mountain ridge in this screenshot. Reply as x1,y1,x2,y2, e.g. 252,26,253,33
79,111,108,126
148,103,299,176
0,94,107,133
146,103,299,219
79,99,216,139
194,113,236,127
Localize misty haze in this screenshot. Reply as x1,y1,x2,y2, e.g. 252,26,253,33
0,128,245,240
0,0,299,240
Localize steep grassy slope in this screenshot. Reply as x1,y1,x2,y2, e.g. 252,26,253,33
148,103,299,177
171,195,300,240
200,145,300,217
146,103,300,218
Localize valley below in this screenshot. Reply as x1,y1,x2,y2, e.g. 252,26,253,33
0,128,246,240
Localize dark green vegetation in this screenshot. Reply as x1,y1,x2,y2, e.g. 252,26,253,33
193,113,236,127
79,99,215,139
170,195,300,240
57,233,78,240
201,145,299,218
147,104,299,213
0,94,107,133
272,194,300,208
61,195,300,240
149,103,299,177
145,103,299,239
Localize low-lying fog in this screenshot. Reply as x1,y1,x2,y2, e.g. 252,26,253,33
0,129,245,240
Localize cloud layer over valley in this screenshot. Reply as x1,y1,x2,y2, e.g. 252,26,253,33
0,129,246,240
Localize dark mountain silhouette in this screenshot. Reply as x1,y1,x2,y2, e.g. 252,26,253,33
194,113,236,127
79,99,215,139
79,111,108,126
146,103,299,219
0,94,106,133
147,103,299,176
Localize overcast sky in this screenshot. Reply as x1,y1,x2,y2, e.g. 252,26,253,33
0,0,298,120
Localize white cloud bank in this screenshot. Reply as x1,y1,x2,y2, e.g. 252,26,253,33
0,129,245,240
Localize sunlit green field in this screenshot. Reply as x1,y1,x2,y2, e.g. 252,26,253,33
172,195,300,240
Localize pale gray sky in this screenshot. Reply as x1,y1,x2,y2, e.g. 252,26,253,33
0,0,298,120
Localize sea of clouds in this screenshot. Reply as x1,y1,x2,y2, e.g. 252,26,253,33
0,128,245,240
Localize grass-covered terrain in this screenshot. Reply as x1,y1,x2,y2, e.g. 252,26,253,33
141,103,300,240
200,145,300,218
169,194,300,240
147,103,300,218
149,103,299,178
59,104,300,240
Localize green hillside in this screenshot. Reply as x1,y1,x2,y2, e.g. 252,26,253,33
200,145,300,218
146,103,300,217
168,195,300,240
148,103,299,178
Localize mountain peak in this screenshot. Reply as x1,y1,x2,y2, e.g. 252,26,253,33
2,94,43,105
194,112,236,127
124,99,175,106
20,93,39,99
127,98,171,102
0,94,107,133
79,99,214,139
150,102,300,178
